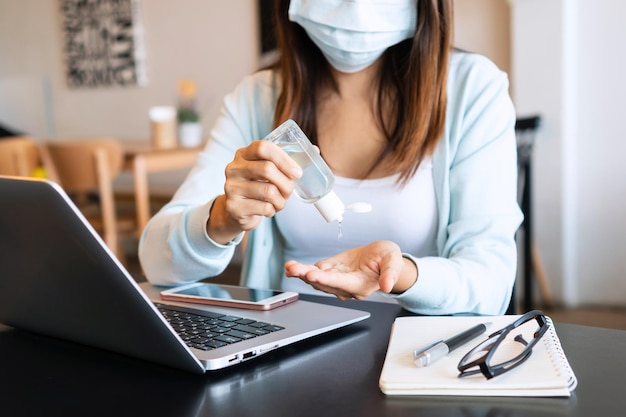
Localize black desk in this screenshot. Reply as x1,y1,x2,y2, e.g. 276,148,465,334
1,294,624,417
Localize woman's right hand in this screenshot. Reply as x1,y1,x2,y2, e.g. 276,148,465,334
207,140,302,244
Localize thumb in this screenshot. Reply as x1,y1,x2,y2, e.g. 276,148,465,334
378,264,398,294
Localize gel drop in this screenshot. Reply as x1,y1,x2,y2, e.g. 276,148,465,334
264,119,371,226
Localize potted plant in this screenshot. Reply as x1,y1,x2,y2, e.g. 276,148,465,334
177,79,203,148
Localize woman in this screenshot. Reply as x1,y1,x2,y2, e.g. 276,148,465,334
139,0,522,315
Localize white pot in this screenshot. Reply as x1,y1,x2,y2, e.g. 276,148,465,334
178,122,203,148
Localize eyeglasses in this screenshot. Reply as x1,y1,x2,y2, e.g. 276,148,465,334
457,310,549,379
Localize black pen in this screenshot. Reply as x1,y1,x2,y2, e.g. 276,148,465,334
413,322,491,367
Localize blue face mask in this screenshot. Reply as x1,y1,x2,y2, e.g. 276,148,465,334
288,0,417,73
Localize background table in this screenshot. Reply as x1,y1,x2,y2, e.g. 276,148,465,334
120,139,201,232
0,294,624,417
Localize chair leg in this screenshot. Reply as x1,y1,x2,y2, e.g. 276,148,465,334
521,163,533,312
115,242,128,266
506,285,517,314
94,148,124,263
532,243,553,308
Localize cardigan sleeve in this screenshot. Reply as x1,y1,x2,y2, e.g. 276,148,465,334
138,71,277,286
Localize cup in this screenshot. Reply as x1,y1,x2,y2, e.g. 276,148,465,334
149,106,177,149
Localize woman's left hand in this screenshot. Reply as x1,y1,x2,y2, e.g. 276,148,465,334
284,240,418,301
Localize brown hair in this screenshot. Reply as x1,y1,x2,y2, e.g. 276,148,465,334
271,0,453,184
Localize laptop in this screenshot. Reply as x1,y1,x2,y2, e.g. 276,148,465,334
0,176,370,374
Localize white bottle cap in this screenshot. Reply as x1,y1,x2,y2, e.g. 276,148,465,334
313,190,346,223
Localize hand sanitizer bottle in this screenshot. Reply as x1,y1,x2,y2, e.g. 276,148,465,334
265,119,363,223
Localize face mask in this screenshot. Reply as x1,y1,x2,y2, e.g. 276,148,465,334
288,0,417,73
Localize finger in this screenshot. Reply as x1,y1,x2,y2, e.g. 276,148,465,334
314,260,351,274
244,141,302,180
226,176,289,213
304,268,372,300
284,260,318,278
378,265,398,294
300,276,355,300
228,149,299,203
314,249,359,273
374,246,404,293
225,161,293,218
359,255,397,294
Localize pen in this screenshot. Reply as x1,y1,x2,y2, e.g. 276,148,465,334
413,322,491,367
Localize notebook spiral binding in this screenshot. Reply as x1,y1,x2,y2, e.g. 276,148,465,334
544,317,578,391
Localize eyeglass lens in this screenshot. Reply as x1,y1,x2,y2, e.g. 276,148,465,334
458,311,548,379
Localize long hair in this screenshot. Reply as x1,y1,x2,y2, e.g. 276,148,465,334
271,0,453,184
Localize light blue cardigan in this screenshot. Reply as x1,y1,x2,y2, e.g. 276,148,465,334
139,51,523,315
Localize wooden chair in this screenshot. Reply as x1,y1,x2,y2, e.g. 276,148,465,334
44,138,136,263
0,136,41,177
132,148,199,232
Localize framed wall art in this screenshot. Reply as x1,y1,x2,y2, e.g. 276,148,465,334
60,0,148,88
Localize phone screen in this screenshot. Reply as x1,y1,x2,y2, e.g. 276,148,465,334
172,283,284,302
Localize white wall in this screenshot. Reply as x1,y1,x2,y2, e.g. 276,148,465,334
0,0,512,140
513,0,626,306
0,0,259,139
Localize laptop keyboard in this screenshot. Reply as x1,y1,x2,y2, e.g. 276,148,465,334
154,303,285,351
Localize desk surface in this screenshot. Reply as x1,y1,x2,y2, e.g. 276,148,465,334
1,295,624,417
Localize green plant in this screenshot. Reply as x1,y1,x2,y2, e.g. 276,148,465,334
177,107,199,123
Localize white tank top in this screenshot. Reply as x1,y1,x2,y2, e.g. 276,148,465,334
275,158,438,299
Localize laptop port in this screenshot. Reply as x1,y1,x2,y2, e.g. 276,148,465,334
243,351,256,360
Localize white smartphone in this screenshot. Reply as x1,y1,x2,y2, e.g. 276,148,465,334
160,282,299,311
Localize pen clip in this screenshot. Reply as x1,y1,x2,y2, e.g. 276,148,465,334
413,340,443,357
413,340,449,367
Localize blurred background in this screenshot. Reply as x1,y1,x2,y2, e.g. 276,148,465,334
0,0,624,325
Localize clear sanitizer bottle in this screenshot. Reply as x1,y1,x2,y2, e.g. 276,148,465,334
264,119,367,223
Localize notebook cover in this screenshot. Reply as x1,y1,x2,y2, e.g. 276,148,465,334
379,315,577,396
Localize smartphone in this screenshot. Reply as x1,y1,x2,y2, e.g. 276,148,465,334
160,282,299,311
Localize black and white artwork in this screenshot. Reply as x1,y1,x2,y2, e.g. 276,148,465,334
60,0,147,88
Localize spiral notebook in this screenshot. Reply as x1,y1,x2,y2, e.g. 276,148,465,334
379,315,577,397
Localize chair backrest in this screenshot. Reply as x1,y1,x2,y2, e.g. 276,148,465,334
507,115,542,315
0,136,40,177
515,115,541,208
515,116,541,175
43,138,127,261
45,138,124,193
